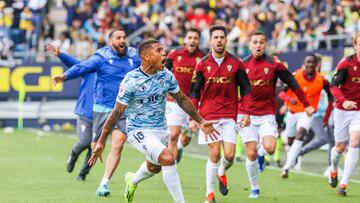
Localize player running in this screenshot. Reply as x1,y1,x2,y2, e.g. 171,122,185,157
89,39,219,203
329,32,360,196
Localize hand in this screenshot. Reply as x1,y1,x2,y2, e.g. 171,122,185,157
239,114,250,127
322,120,328,127
305,106,315,117
342,100,357,110
45,44,60,56
88,142,105,166
198,119,220,142
52,74,66,85
189,120,199,133
289,98,297,105
279,105,288,115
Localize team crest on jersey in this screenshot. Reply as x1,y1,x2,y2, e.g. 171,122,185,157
159,79,165,87
264,67,269,74
196,57,200,63
109,59,113,64
354,66,358,71
246,68,249,74
303,86,308,92
177,56,182,62
207,66,211,72
227,65,232,72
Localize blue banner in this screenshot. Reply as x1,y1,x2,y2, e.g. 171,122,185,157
0,61,81,99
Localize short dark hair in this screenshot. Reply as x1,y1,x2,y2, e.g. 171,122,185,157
138,38,159,57
305,53,318,63
250,31,266,40
186,28,201,38
209,25,227,38
108,28,126,39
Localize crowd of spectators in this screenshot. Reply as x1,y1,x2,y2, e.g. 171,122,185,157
0,0,359,61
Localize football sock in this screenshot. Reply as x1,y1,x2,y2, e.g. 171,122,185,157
246,158,259,190
330,146,343,172
162,164,185,203
340,147,359,186
131,161,155,185
283,140,303,170
206,159,219,194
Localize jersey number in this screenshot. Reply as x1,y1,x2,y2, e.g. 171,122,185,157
133,132,145,143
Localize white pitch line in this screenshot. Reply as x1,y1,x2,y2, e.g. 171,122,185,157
183,152,360,184
23,129,360,184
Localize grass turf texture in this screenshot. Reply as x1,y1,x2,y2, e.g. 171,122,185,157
1,129,360,203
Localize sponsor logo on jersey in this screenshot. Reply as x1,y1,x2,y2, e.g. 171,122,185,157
352,77,360,83
175,66,194,74
140,94,164,104
249,79,271,87
207,77,232,84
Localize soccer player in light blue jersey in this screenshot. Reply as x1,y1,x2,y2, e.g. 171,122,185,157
52,28,140,197
89,39,219,203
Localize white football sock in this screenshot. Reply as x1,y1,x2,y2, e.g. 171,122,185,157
330,146,343,172
340,147,359,186
283,140,303,170
206,159,219,194
246,158,259,190
257,144,268,157
131,162,155,185
162,164,185,203
218,156,233,176
177,137,183,150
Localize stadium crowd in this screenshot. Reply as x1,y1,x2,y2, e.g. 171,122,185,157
0,0,359,60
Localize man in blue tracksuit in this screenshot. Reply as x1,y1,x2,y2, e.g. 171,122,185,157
47,44,94,181
52,28,141,196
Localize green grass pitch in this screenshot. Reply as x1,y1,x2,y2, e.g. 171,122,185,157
1,129,359,203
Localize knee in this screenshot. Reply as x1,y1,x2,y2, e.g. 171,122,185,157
148,164,161,174
209,151,220,163
224,152,235,163
264,144,275,155
247,150,257,161
160,152,175,166
335,143,346,153
182,136,191,146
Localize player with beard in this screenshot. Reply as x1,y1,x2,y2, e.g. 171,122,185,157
89,39,219,203
190,25,252,203
164,28,205,163
52,28,140,197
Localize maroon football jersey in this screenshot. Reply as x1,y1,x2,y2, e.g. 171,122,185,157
330,54,360,110
238,55,309,116
190,52,251,121
167,47,204,98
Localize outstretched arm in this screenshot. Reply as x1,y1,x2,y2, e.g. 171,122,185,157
88,102,127,166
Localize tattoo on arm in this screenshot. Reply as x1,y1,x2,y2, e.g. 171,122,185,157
170,91,203,123
98,102,127,144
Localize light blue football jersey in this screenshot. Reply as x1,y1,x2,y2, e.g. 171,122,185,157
116,67,180,134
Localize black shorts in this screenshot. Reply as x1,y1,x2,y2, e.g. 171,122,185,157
92,112,126,142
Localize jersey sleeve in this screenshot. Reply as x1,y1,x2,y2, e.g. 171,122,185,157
330,58,348,103
168,71,180,94
116,75,134,105
64,54,102,80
